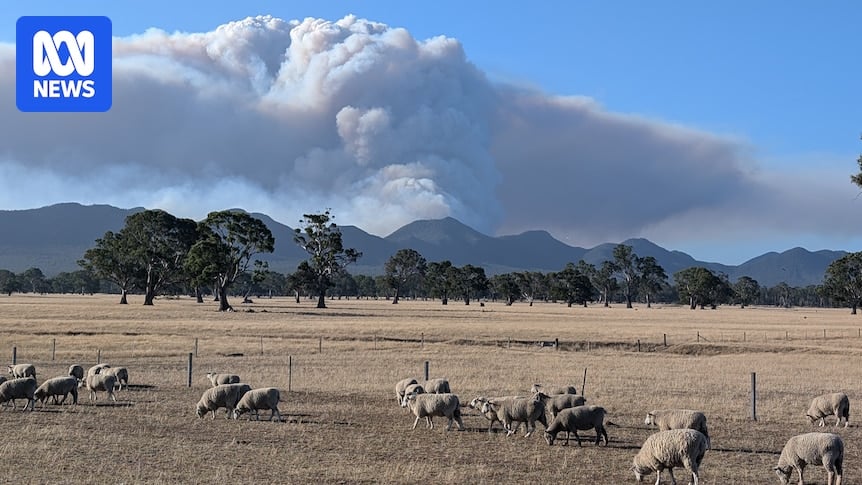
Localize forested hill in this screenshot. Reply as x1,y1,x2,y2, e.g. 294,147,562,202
0,203,846,287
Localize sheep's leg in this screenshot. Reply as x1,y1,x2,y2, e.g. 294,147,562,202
563,431,570,446
819,418,825,426
665,467,676,485
271,408,281,422
426,416,433,429
573,430,582,447
109,391,116,402
411,416,421,430
524,420,535,438
653,468,662,485
446,417,453,431
795,465,804,485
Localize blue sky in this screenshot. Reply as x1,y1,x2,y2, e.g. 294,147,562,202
1,1,860,265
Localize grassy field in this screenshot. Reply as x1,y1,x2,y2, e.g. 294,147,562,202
0,294,860,484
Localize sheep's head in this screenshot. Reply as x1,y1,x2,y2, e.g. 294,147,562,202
543,431,556,446
644,413,656,425
773,465,791,484
400,390,418,408
631,462,652,482
468,397,486,409
195,403,206,419
805,413,818,424
480,401,497,415
6,365,12,375
530,383,542,393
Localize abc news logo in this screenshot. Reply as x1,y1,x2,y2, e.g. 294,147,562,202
16,16,112,112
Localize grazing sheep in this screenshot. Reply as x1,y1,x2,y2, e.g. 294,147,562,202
85,374,117,402
468,396,522,433
86,364,110,377
774,432,843,485
544,405,608,446
534,392,586,419
481,396,548,437
400,390,464,431
423,378,451,394
101,367,129,391
68,365,84,382
233,387,281,421
404,383,425,396
531,383,577,395
0,377,37,411
645,409,710,448
395,377,419,404
632,428,708,485
806,392,850,428
34,376,78,407
196,383,252,419
206,372,241,388
7,364,36,379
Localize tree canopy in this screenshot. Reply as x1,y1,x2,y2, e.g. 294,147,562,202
293,210,361,309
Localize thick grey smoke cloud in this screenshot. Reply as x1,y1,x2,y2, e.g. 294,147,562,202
0,15,858,257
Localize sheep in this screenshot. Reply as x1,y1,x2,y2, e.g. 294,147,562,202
0,377,37,411
86,364,110,377
632,428,709,485
774,432,843,485
400,390,464,431
34,376,78,407
645,409,710,448
468,396,522,433
544,405,608,446
196,383,252,419
85,373,117,402
68,365,84,382
481,395,547,437
534,392,586,419
7,363,36,379
531,383,577,395
404,383,425,396
806,392,850,428
206,372,241,388
101,367,129,391
232,387,281,421
423,378,451,394
395,377,418,404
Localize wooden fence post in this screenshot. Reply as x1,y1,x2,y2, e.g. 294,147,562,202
52,339,56,361
421,333,424,349
663,333,667,346
187,353,193,388
637,339,641,352
97,349,101,364
319,337,322,354
288,355,292,392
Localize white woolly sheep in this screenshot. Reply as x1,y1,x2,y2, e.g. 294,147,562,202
531,383,577,395
481,396,548,437
196,383,252,419
395,377,419,404
101,367,129,390
34,376,78,407
468,396,522,433
400,390,464,431
645,409,710,448
806,392,850,428
423,378,451,394
233,387,281,421
7,364,36,379
632,428,709,485
85,373,117,402
68,365,84,382
774,432,843,485
544,405,608,446
206,372,241,388
86,364,110,378
0,377,37,411
534,392,586,419
404,383,425,396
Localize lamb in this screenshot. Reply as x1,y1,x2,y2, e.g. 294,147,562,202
206,372,241,388
400,389,464,431
534,392,586,419
531,383,577,395
774,432,843,485
0,377,37,411
544,405,608,446
423,378,451,394
87,363,110,377
806,392,850,428
232,387,281,421
68,365,84,382
645,409,710,448
468,396,522,433
196,383,252,419
85,373,117,402
7,363,36,379
34,376,78,407
481,395,548,437
632,428,709,485
395,377,419,404
101,367,129,390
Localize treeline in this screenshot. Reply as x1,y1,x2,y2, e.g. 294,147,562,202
1,208,861,312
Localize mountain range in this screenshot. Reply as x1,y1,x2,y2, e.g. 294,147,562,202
0,203,847,287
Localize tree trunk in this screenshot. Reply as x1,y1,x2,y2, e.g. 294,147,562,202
392,288,400,304
218,286,232,312
852,304,857,315
567,301,573,308
195,287,203,304
119,289,128,305
441,296,448,305
143,287,156,306
625,295,632,309
646,294,652,309
294,290,300,304
464,297,470,305
316,293,326,309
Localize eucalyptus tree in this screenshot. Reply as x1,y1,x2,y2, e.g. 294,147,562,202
821,252,862,314
426,260,458,305
733,276,761,308
79,230,141,304
293,210,361,309
383,248,426,304
636,256,668,308
612,244,638,308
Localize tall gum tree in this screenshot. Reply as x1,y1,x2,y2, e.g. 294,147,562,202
293,210,361,309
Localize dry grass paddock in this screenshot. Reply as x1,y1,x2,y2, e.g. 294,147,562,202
0,294,860,484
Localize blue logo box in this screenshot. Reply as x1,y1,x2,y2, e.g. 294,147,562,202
16,16,112,112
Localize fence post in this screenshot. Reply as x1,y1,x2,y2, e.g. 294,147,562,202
187,353,193,388
823,329,826,340
637,339,641,352
424,361,429,381
51,339,56,361
194,338,198,357
260,337,264,355
319,337,322,354
97,349,101,364
785,331,788,341
555,338,559,350
750,372,757,421
663,333,667,346
696,332,700,342
743,332,746,342
507,337,511,349
582,367,588,398
288,355,292,392
12,346,16,365
421,333,424,349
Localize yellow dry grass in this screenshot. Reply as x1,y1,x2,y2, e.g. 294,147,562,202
0,294,859,484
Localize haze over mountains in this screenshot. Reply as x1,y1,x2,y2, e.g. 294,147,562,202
0,203,846,287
